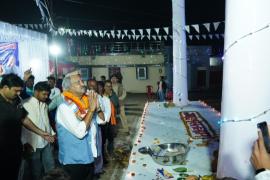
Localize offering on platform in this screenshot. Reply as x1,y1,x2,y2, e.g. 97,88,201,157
180,111,217,139
163,101,176,108
138,143,189,166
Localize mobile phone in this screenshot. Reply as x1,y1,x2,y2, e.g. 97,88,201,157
257,121,270,153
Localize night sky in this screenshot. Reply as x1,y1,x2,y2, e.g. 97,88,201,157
0,0,225,29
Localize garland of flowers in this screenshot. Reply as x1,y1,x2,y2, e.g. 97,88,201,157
63,91,89,114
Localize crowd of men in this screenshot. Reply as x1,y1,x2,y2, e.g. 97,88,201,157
1,69,270,180
0,69,128,180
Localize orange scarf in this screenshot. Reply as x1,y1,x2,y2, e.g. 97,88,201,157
63,91,89,115
110,102,117,125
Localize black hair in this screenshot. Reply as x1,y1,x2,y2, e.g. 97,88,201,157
27,75,35,81
47,76,56,81
88,79,97,83
0,73,24,88
34,81,51,92
97,81,104,88
100,75,106,80
110,73,123,83
104,80,112,85
110,74,117,79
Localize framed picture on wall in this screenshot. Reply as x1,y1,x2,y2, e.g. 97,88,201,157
136,66,148,80
80,68,89,81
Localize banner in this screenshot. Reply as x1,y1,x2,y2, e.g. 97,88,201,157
185,25,190,33
213,22,220,31
192,24,200,33
154,28,160,35
203,23,211,32
13,22,225,42
164,27,169,35
0,42,19,75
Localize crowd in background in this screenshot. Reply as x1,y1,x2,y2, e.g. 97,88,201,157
1,68,270,180
0,69,128,180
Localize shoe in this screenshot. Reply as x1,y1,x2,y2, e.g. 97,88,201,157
103,158,109,164
94,174,100,179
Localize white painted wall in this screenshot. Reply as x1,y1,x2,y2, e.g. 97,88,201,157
70,54,164,65
71,54,165,93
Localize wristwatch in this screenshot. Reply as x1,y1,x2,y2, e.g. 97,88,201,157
255,168,266,175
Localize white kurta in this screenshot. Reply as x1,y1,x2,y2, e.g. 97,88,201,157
21,97,55,151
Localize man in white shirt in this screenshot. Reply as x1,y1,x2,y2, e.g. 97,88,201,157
21,81,56,180
47,76,61,100
56,70,98,180
47,76,61,130
97,81,112,166
88,79,106,175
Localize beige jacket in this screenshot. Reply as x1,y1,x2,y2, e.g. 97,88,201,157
112,83,126,106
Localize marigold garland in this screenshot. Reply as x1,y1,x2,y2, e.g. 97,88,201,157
63,91,89,114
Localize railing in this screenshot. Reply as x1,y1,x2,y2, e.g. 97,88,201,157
70,41,165,56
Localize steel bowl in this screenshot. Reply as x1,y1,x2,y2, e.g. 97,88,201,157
138,143,190,166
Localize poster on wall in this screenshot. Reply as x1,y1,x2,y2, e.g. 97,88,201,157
0,42,19,75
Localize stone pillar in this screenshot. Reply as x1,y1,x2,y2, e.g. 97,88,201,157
172,0,188,106
217,0,270,179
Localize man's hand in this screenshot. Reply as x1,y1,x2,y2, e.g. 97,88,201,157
23,68,32,81
0,65,5,75
251,130,270,170
87,90,97,112
41,132,55,143
23,143,34,153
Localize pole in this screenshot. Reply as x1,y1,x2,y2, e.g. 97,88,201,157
217,0,270,179
54,55,58,79
172,0,188,106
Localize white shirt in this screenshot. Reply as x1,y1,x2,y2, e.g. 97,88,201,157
91,95,110,157
56,103,88,139
90,119,97,157
21,97,55,151
49,87,61,100
256,169,270,180
96,95,111,124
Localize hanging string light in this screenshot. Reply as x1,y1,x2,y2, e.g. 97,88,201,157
219,108,270,124
223,23,270,57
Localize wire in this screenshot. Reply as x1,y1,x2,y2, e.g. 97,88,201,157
224,23,270,55
219,108,270,124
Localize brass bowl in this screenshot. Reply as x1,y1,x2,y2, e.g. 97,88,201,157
138,143,190,166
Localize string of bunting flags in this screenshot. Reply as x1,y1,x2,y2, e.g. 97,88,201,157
14,21,224,41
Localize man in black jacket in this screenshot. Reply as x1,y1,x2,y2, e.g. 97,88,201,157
0,73,54,180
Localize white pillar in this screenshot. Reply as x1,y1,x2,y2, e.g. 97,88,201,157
217,0,270,179
172,0,188,106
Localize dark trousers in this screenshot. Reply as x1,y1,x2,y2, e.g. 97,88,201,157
63,163,94,180
2,154,21,180
100,124,107,161
100,123,115,157
1,147,22,180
